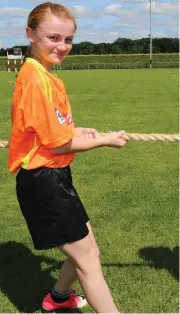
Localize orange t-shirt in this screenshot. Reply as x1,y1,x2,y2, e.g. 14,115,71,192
8,58,76,173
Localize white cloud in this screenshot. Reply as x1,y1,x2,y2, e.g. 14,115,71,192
115,21,137,28
28,0,82,2
0,1,178,46
75,25,168,43
108,31,119,37
68,5,94,18
76,25,123,43
128,29,166,39
115,13,178,28
119,0,156,2
0,7,29,17
104,4,135,17
141,2,178,15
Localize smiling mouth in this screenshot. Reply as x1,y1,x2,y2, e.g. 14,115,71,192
54,53,65,57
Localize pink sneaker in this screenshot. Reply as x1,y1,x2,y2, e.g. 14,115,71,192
42,290,87,311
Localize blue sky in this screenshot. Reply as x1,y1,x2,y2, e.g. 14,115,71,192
0,0,178,48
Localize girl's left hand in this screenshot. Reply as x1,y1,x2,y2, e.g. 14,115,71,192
75,127,101,139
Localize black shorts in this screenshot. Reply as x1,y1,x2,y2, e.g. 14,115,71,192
16,166,89,250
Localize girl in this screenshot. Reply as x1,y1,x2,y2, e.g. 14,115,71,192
8,2,127,313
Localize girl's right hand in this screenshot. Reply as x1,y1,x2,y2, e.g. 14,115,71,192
103,130,127,148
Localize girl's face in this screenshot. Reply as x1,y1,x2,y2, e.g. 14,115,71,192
27,13,75,71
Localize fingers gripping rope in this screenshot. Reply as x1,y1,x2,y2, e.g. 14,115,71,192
0,133,179,149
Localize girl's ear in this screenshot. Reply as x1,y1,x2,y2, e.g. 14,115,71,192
26,27,35,43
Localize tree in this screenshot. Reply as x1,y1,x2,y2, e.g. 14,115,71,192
153,37,179,53
78,42,94,55
5,37,179,56
0,48,6,56
111,43,123,54
93,43,106,54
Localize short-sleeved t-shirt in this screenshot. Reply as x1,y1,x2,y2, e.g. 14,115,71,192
8,58,76,173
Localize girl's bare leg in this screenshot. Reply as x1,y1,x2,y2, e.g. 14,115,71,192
55,259,77,292
55,222,99,293
59,232,119,313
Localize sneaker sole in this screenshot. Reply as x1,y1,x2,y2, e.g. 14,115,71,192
42,299,88,311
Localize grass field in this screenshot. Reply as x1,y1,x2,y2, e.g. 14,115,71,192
0,68,179,313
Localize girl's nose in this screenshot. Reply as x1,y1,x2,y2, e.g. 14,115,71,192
57,42,68,52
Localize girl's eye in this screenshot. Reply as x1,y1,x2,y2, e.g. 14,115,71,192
50,36,58,42
66,38,73,44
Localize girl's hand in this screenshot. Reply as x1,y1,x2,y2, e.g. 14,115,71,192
75,127,100,139
103,130,127,148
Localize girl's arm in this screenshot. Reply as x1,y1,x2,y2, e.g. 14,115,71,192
75,127,100,138
50,131,127,154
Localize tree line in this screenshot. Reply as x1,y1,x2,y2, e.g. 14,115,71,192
1,37,178,56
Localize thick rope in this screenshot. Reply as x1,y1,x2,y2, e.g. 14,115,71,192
0,141,9,148
102,133,180,142
0,133,179,149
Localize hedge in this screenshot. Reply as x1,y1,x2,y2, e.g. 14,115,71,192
0,53,178,71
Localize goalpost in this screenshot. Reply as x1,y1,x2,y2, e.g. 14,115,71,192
6,47,23,72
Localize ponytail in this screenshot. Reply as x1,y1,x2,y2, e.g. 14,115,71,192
23,46,32,64
17,47,33,75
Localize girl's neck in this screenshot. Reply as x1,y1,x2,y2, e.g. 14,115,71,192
29,47,52,72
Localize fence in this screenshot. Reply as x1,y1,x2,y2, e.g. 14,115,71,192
52,62,178,71
0,61,178,72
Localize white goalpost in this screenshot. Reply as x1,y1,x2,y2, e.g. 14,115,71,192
6,47,23,72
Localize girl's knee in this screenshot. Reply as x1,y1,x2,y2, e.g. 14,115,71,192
76,246,101,274
59,234,101,273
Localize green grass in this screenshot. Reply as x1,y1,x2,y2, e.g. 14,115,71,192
0,69,179,313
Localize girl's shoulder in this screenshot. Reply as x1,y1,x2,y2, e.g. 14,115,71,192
19,61,40,78
17,62,43,86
